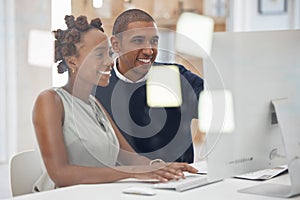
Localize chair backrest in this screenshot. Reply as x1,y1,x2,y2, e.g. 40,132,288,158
9,149,43,196
175,12,215,57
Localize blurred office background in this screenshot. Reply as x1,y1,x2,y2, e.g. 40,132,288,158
0,0,299,198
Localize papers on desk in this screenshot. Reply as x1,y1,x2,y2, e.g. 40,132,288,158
189,161,287,181
234,165,288,181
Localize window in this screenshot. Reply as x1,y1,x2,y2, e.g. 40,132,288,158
0,0,17,163
0,1,6,162
51,0,71,87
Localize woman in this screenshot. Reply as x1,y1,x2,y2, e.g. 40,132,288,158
32,15,197,192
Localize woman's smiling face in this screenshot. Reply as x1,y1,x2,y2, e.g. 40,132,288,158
75,28,113,87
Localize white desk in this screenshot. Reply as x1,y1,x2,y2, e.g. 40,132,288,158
6,173,300,200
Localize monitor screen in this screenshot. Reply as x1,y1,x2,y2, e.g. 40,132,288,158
200,30,300,186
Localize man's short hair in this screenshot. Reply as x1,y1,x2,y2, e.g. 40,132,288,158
112,9,155,36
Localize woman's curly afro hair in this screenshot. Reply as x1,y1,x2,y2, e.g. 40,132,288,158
53,15,104,74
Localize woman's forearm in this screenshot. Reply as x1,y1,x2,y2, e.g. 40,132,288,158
48,164,132,188
48,161,197,188
117,149,151,165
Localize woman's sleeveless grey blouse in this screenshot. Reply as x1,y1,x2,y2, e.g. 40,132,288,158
33,88,120,192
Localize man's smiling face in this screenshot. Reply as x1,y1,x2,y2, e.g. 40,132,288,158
113,21,159,81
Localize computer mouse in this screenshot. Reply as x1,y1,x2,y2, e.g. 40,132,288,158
122,186,157,196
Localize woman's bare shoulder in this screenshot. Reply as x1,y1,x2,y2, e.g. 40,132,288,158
35,88,62,104
32,88,65,124
33,88,64,114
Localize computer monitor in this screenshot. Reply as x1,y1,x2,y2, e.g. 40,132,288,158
199,30,300,198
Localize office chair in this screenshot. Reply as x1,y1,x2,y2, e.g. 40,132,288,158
9,149,43,196
175,12,215,77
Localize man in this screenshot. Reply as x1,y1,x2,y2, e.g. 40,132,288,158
94,9,203,163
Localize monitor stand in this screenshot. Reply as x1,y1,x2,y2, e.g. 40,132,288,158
238,99,300,198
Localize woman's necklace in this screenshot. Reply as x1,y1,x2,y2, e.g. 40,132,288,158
88,95,107,132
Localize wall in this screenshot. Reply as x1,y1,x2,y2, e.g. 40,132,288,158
228,0,300,31
13,0,52,156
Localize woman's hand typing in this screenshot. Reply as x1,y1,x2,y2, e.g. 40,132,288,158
117,162,198,182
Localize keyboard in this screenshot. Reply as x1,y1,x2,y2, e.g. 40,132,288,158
153,173,221,192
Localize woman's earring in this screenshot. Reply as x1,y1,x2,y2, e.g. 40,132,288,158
70,68,76,73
